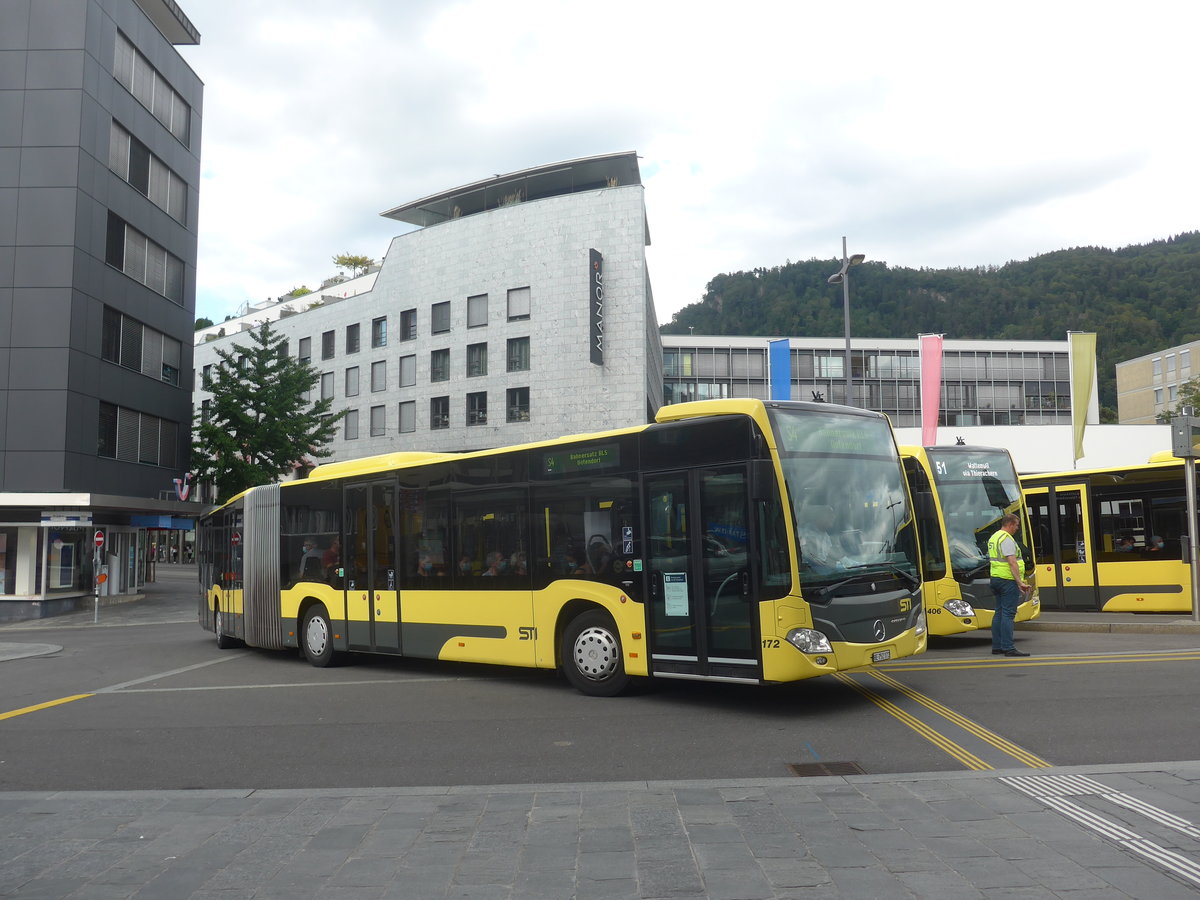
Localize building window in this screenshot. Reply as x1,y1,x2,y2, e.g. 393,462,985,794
100,306,181,386
467,342,487,377
97,401,177,467
370,405,386,437
321,372,334,400
431,348,450,383
467,293,488,328
344,409,359,440
371,360,387,392
431,396,449,430
399,400,416,434
371,316,388,348
200,398,211,422
1153,357,1163,377
467,391,487,426
1155,388,1164,404
507,387,530,422
507,337,530,372
321,330,335,360
346,323,360,354
105,212,184,303
109,120,187,223
400,309,416,341
432,301,451,335
114,32,190,144
507,286,531,321
1169,385,1178,402
1182,350,1192,375
399,354,416,387
345,366,360,397
201,364,211,387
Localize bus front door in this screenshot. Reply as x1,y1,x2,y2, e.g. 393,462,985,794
1026,483,1099,610
644,468,760,682
345,480,401,651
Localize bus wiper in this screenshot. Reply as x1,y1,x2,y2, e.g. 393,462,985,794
955,561,990,581
853,562,920,590
815,563,919,596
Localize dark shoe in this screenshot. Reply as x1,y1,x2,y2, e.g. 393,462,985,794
992,649,1006,654
1004,649,1030,657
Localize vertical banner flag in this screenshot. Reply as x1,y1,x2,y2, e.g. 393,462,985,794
1069,331,1097,464
919,333,944,446
768,339,791,401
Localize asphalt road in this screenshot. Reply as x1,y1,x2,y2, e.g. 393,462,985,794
2,568,1199,792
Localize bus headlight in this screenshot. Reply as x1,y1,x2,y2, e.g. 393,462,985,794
944,599,975,618
915,606,927,636
785,628,833,654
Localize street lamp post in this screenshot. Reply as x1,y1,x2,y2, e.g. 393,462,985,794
827,237,865,407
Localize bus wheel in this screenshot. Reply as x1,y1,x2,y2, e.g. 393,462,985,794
214,606,239,650
562,610,629,696
301,605,337,667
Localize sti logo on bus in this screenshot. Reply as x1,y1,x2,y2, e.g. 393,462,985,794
589,249,604,366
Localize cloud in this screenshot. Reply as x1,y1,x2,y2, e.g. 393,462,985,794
181,0,1200,324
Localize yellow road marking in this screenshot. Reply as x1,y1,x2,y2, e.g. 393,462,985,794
0,694,93,721
882,651,1200,671
866,669,1051,768
834,672,993,770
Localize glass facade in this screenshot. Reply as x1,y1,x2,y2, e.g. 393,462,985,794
662,340,1072,427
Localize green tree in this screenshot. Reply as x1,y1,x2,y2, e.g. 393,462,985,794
194,317,214,330
287,285,312,297
332,253,376,277
192,321,344,503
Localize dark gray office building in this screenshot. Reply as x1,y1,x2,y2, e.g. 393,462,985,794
0,0,201,617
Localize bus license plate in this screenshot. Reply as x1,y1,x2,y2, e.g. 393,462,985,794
872,649,891,663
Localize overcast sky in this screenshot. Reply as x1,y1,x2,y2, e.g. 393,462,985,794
178,1,1199,327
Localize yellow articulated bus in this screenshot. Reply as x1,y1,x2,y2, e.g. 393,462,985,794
1021,454,1194,612
900,445,1040,635
197,398,927,696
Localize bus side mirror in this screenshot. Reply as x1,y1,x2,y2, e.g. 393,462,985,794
750,460,775,501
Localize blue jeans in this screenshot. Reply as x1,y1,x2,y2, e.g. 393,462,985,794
991,577,1021,651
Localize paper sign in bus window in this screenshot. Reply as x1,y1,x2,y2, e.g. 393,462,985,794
664,572,689,616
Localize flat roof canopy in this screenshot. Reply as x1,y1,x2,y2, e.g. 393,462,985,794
382,151,643,228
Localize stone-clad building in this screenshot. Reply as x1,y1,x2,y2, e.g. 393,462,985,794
194,152,663,463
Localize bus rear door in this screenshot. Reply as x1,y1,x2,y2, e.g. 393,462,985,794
1026,482,1099,610
644,467,760,682
345,480,402,651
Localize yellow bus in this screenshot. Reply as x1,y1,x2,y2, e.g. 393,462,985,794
197,398,927,695
1021,454,1193,612
901,445,1040,635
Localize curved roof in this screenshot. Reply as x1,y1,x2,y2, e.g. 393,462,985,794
381,151,643,228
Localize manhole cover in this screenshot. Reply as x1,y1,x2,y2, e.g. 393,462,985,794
786,761,866,777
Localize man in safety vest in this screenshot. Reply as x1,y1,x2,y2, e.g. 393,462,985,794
988,513,1031,657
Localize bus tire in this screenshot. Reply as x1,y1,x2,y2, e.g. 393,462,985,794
214,605,239,650
561,609,630,697
301,605,337,667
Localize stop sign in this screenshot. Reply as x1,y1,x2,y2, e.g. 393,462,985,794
94,530,104,548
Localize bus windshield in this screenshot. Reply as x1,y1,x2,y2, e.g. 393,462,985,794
769,408,918,589
926,448,1023,577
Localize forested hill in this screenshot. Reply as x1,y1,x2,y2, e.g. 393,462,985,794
659,232,1200,418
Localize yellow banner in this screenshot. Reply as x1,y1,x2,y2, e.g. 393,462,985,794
1070,332,1096,462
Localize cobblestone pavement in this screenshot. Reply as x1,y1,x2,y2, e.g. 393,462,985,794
2,764,1200,898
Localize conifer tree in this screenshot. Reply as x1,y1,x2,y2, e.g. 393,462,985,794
192,321,343,503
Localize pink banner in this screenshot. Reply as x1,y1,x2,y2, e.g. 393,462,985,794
920,334,943,446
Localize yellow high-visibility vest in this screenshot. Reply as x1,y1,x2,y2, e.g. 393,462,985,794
988,528,1017,580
